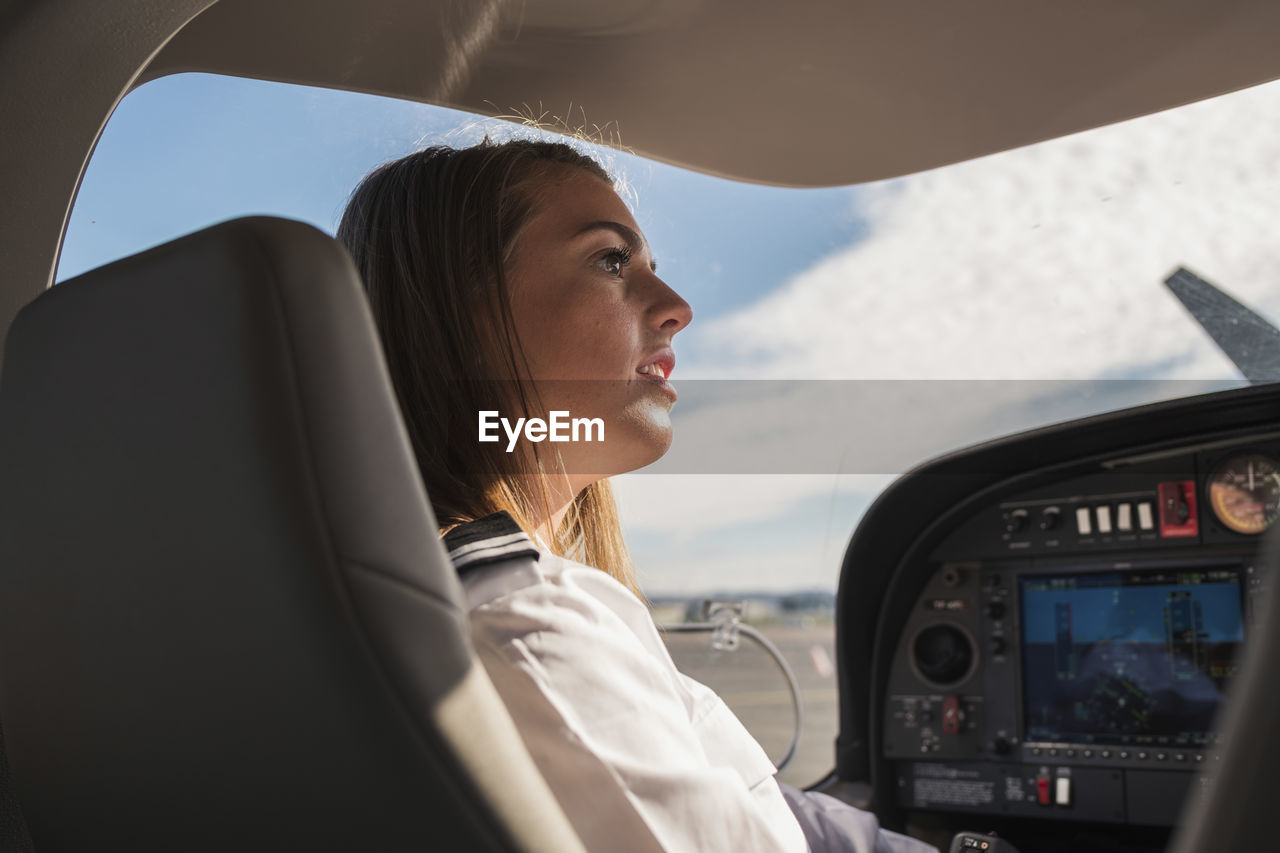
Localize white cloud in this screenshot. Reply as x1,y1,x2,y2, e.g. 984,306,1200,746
619,80,1280,593
682,79,1280,381
613,473,891,539
614,474,893,593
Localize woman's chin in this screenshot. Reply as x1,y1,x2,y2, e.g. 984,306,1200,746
619,407,674,466
560,420,673,479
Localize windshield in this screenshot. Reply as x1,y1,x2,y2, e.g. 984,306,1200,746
58,72,1280,784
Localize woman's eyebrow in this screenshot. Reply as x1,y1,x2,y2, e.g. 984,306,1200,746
574,220,659,272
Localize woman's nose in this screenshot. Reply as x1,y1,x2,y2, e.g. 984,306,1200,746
651,276,693,333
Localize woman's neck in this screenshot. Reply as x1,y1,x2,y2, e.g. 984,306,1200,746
525,471,586,550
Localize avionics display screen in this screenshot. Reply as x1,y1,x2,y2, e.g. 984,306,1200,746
1020,567,1244,747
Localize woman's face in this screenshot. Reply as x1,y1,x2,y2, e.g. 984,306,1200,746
505,166,693,483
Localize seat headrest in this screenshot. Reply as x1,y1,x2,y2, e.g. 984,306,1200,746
0,217,580,851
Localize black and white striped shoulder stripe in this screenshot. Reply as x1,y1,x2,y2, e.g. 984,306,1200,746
443,510,541,574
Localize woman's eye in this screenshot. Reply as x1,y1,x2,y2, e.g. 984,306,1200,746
598,247,631,276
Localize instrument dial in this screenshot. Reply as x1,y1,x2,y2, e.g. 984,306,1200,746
1207,453,1280,535
911,623,975,687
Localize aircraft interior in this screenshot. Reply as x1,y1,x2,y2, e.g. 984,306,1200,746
2,2,1279,851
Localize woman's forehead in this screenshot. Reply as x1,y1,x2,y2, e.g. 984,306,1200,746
528,168,646,243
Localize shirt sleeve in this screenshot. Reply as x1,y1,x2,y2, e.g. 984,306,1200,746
777,784,940,853
467,562,811,853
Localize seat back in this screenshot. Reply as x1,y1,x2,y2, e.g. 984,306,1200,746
0,217,584,851
1168,522,1280,852
0,720,34,852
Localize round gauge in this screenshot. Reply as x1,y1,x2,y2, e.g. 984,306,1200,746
1207,453,1280,535
910,623,976,687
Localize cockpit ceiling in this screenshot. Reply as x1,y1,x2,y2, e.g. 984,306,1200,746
138,0,1280,187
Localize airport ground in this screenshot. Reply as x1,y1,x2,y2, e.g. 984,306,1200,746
660,622,840,787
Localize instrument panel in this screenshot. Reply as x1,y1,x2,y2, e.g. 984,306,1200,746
878,433,1277,828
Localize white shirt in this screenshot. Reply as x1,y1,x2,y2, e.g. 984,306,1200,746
445,511,811,852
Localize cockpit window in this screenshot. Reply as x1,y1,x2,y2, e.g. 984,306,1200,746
60,72,1280,785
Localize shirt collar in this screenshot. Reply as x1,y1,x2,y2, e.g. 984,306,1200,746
443,510,541,573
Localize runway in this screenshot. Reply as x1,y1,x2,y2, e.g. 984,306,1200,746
660,622,840,787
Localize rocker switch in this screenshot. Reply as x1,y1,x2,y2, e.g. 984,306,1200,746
942,694,962,735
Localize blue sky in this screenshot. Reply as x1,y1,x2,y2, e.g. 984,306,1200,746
58,72,1280,594
58,73,866,327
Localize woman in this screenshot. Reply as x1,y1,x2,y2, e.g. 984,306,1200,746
337,138,936,853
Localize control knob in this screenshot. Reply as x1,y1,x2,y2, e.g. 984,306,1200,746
1003,509,1028,534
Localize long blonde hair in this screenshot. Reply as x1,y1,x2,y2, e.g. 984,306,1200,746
336,138,639,594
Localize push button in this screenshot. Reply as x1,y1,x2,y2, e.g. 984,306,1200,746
1137,501,1155,530
1036,776,1051,806
1075,507,1092,535
1055,775,1072,807
1095,505,1112,534
1116,503,1133,531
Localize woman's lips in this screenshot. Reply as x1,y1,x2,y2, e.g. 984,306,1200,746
637,349,675,379
635,365,677,401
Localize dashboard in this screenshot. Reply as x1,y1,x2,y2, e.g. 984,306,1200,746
833,383,1280,849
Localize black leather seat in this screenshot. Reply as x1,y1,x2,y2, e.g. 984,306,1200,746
1167,522,1280,853
0,217,585,851
0,719,33,851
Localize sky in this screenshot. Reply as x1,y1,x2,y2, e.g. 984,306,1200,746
59,73,1280,595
